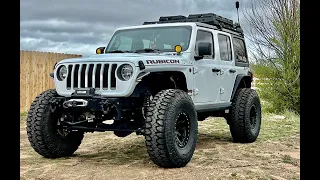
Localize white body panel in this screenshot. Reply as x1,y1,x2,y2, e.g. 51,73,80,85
193,59,220,103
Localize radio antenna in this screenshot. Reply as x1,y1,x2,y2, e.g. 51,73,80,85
236,1,240,24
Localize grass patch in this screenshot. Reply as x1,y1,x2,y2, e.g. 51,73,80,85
258,111,300,141
261,99,273,113
20,112,27,123
282,155,294,164
20,112,27,118
231,172,237,177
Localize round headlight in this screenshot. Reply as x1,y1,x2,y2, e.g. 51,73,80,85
57,65,68,81
120,64,133,81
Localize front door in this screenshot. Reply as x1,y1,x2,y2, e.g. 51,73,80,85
193,29,220,104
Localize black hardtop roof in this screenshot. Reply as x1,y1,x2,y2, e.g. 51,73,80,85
143,13,244,37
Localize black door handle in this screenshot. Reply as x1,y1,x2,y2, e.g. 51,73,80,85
229,69,236,73
212,68,221,73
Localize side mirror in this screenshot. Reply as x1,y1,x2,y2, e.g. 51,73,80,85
195,42,212,60
96,47,106,54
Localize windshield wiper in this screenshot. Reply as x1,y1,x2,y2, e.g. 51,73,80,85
105,50,133,53
134,48,161,53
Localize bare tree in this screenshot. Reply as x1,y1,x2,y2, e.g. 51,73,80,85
243,0,300,113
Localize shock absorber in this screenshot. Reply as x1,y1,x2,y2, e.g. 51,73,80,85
143,95,151,107
136,95,151,136
142,95,150,119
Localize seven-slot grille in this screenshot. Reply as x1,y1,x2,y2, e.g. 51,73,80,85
66,63,118,90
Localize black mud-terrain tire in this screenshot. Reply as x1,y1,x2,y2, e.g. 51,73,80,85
229,88,262,143
145,89,198,168
26,89,84,158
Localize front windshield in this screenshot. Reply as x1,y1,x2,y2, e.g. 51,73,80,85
105,26,192,53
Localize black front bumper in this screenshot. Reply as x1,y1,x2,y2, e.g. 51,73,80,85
53,96,122,120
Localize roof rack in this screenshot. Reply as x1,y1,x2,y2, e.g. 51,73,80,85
143,13,243,36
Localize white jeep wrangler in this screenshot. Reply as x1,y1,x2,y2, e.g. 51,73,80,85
27,13,261,168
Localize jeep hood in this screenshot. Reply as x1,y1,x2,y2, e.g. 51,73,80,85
56,53,187,67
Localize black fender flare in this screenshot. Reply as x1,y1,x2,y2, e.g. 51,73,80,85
230,74,252,100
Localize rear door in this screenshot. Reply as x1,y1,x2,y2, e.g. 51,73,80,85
217,33,237,102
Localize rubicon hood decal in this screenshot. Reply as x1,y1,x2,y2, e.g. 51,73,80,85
146,59,180,64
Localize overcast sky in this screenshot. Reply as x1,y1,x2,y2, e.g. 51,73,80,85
20,0,250,57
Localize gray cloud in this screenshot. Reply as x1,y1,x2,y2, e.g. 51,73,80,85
20,0,251,56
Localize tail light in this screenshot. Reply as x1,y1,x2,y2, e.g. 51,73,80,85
248,71,253,82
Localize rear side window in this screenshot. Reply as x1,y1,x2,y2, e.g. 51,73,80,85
232,37,248,63
218,34,232,61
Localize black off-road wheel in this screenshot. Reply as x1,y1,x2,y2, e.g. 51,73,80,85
26,89,84,158
145,89,198,168
229,88,262,143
